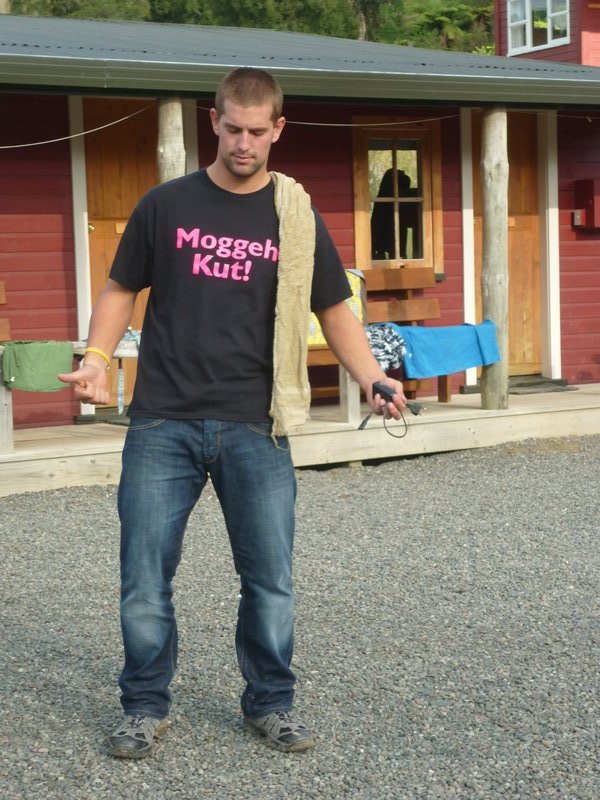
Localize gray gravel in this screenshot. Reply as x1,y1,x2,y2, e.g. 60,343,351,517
1,435,599,800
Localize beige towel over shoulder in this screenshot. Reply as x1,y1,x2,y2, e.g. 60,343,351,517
269,171,316,437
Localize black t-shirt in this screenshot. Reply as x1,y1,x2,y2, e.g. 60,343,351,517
110,169,351,421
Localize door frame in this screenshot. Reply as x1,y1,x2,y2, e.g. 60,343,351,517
68,95,200,414
460,107,562,386
537,110,562,379
68,96,94,416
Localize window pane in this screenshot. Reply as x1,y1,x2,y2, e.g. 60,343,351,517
368,140,394,203
531,0,549,47
397,140,420,193
510,22,527,49
369,140,423,260
509,0,526,24
550,11,567,40
399,201,423,259
369,142,396,259
551,0,567,12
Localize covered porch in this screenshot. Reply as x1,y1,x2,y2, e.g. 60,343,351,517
1,382,598,497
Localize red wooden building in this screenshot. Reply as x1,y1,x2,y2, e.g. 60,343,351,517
1,12,600,429
494,0,600,391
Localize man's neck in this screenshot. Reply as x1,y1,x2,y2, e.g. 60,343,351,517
206,162,271,194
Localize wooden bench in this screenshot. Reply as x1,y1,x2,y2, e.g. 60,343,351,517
307,266,451,418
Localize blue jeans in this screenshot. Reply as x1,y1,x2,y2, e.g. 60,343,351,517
116,418,297,720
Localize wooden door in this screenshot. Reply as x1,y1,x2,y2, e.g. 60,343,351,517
84,98,157,406
473,112,541,375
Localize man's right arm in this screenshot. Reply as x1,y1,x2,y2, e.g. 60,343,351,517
58,279,138,405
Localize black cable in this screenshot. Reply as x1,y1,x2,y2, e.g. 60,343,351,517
358,401,424,439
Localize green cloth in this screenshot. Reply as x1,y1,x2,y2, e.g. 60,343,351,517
1,341,74,392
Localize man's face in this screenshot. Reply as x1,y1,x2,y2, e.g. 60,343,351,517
210,100,285,182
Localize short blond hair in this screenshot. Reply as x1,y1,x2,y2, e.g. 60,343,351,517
215,68,283,122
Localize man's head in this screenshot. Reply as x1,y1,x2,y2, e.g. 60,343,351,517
209,68,286,192
214,67,283,123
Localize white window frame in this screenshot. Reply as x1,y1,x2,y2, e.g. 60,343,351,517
352,117,444,272
507,0,570,55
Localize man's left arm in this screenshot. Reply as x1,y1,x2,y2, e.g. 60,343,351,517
315,301,407,418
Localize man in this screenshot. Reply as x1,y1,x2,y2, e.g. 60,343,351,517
60,68,405,757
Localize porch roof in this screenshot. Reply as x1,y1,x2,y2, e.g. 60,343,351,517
2,14,600,107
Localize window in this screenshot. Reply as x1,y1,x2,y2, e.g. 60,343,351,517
352,117,444,271
508,0,569,54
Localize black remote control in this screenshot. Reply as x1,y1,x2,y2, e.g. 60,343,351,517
372,381,396,402
372,381,423,416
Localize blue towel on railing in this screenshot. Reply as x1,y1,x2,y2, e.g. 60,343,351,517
385,320,500,379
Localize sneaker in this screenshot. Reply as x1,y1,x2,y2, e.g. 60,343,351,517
244,711,316,752
108,713,170,759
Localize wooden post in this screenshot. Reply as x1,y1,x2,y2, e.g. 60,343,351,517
339,365,361,425
480,107,509,410
157,97,186,184
0,348,14,454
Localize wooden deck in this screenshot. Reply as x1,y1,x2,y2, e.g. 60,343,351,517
1,383,599,497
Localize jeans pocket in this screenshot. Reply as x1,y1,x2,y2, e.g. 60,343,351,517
127,417,167,432
245,422,290,452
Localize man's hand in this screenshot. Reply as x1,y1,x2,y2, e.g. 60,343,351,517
58,362,110,405
56,279,137,405
368,377,407,420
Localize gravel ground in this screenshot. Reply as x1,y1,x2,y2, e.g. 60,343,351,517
1,435,599,800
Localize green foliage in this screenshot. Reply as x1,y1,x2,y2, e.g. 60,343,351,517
355,1,405,42
149,0,209,24
10,0,494,53
198,0,360,38
12,0,150,20
397,0,493,52
472,42,495,55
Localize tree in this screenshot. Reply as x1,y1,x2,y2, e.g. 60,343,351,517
12,0,150,20
398,0,493,52
353,1,404,42
192,0,360,39
148,0,215,25
10,0,494,53
188,0,406,41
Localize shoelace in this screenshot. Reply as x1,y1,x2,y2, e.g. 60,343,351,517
273,712,304,730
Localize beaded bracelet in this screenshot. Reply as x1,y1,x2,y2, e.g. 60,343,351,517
84,346,111,368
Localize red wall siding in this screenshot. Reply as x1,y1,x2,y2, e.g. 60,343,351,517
438,116,464,327
557,114,600,383
495,1,506,54
271,102,356,266
0,94,79,428
434,115,466,394
580,5,600,64
495,0,581,62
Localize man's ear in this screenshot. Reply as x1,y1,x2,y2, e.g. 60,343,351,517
272,116,286,143
209,108,220,135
